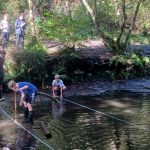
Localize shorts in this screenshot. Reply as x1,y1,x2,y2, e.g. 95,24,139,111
24,92,37,104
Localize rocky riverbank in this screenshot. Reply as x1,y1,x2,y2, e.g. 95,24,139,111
64,78,150,97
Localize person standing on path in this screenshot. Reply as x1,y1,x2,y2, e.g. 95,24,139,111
8,80,37,124
0,13,10,50
15,14,26,50
0,46,6,100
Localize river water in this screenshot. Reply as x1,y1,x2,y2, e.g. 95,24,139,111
1,91,150,150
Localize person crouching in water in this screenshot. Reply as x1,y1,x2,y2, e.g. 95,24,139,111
52,74,66,98
8,80,37,124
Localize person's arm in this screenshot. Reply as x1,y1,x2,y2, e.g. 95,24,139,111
19,85,28,91
15,85,28,92
20,92,25,106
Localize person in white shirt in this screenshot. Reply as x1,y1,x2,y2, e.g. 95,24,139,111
0,14,9,50
52,74,66,98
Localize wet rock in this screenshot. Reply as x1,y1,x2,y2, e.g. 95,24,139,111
65,78,150,97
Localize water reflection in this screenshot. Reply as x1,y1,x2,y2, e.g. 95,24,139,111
2,92,150,149
15,128,36,150
48,92,150,150
52,98,65,118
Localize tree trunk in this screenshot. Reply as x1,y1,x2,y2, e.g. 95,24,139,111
81,0,98,33
124,1,141,45
116,0,126,52
28,0,36,36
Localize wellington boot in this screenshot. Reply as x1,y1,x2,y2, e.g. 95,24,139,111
29,111,34,125
24,108,29,120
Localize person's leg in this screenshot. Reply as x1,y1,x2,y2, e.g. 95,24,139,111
2,32,6,50
22,100,28,119
54,86,61,96
26,93,36,124
16,34,20,49
27,103,34,124
20,35,24,50
6,32,9,47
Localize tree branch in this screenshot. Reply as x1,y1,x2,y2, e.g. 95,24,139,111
124,1,141,44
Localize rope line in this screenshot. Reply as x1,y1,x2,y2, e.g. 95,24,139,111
62,97,150,132
0,105,54,150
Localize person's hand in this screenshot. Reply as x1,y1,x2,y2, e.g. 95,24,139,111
53,94,56,97
13,87,18,92
14,89,18,92
19,100,23,106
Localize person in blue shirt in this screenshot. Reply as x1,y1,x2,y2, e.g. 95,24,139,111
8,80,37,124
52,74,66,98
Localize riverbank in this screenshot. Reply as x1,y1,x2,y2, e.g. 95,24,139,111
64,78,150,97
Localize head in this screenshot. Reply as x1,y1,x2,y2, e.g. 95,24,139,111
8,80,17,91
54,74,60,81
3,13,8,20
19,14,24,20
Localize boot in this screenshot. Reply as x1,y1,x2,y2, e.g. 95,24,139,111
24,108,29,120
29,111,34,125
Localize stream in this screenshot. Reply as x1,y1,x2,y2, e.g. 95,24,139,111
0,92,150,150
1,78,150,149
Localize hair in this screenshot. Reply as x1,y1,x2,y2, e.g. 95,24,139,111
54,74,60,79
8,80,16,89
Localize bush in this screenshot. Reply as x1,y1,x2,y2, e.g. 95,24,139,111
4,38,48,86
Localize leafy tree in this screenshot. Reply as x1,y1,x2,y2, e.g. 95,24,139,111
81,0,143,54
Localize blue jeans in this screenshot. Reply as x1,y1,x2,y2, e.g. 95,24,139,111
16,34,24,50
2,32,9,49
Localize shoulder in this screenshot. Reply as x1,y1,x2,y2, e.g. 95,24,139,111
52,80,56,84
60,79,64,83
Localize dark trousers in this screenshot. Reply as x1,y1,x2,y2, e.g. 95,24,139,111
16,34,24,50
2,32,9,49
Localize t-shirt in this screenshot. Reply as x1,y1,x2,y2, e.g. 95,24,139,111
0,20,9,32
52,79,64,87
18,82,37,96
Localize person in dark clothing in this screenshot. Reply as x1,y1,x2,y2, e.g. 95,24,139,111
15,14,26,50
0,48,6,100
8,80,37,124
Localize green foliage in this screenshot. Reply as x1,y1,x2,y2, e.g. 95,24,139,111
5,39,48,86
108,53,150,80
38,11,92,44
51,46,81,83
